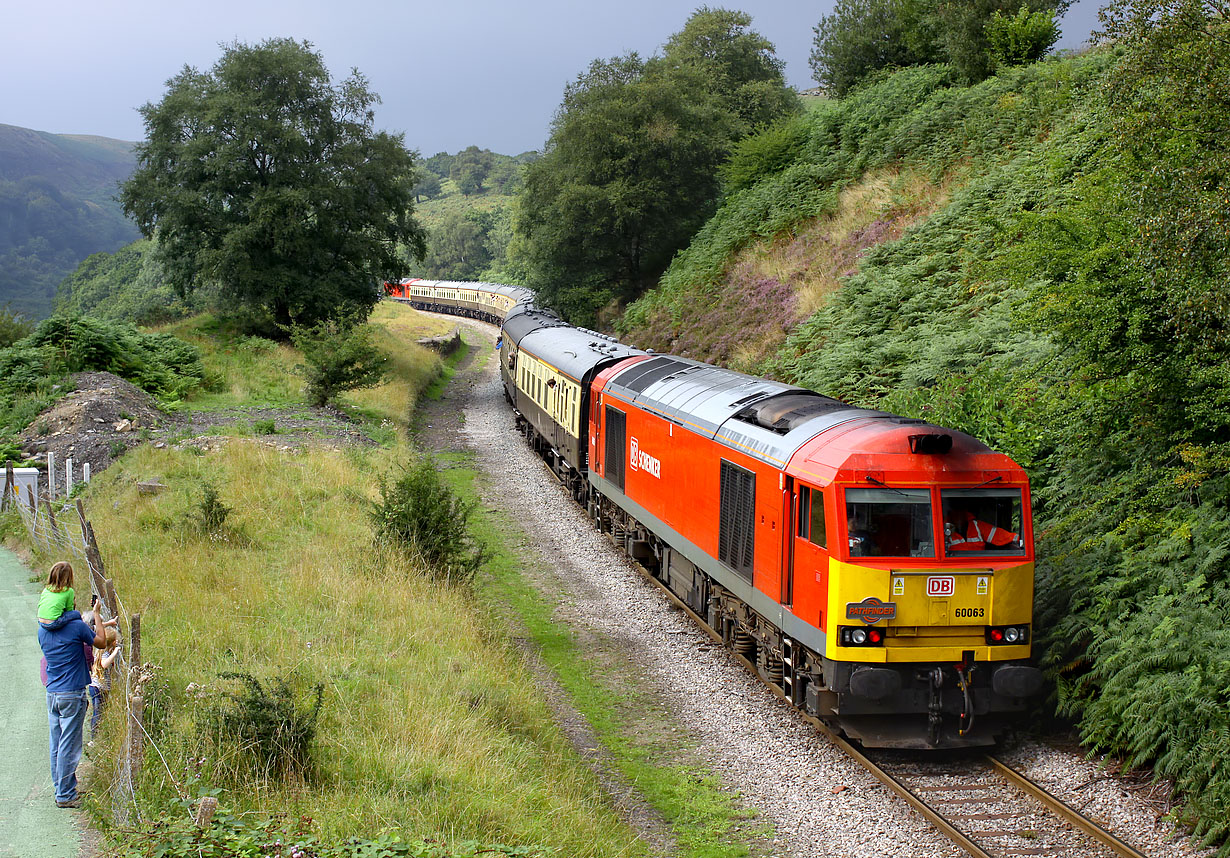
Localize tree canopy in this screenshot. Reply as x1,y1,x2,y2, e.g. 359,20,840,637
512,8,795,326
120,38,425,330
810,0,1067,95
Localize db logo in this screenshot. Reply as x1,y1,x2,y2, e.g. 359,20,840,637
927,576,955,597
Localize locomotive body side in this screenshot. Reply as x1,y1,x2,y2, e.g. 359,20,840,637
587,355,1043,748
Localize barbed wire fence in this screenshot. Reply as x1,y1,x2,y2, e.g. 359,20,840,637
2,460,196,828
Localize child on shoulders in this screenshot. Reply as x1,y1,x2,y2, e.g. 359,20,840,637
38,561,76,625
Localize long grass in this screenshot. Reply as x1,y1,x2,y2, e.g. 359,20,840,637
60,305,649,856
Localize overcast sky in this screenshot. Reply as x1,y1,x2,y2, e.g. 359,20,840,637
1,0,1103,157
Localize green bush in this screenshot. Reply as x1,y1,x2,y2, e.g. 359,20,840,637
204,671,323,778
370,459,490,585
253,418,277,435
194,483,232,534
291,319,389,408
986,7,1060,69
719,114,809,194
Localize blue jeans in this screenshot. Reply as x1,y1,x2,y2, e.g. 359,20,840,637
88,684,104,737
47,689,89,803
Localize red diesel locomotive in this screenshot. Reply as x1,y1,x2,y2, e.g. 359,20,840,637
389,279,1044,748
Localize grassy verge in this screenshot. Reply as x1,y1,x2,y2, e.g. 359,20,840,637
21,304,650,856
435,452,764,858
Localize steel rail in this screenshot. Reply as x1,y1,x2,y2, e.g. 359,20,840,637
984,755,1149,858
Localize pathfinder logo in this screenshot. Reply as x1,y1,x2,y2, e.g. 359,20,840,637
845,597,897,625
629,437,661,478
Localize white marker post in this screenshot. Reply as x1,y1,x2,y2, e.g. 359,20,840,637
66,457,73,497
47,452,56,501
83,463,91,484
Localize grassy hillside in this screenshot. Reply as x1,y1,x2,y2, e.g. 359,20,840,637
621,15,1230,852
2,304,759,857
0,124,139,319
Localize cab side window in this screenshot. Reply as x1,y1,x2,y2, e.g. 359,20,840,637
797,486,827,548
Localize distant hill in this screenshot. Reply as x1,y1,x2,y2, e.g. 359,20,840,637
0,124,141,319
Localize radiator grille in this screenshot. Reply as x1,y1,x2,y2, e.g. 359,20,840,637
605,406,626,491
718,460,755,581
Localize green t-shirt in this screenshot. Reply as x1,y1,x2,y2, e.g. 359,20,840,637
38,586,75,621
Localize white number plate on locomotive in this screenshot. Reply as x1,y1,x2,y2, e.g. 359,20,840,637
927,576,955,597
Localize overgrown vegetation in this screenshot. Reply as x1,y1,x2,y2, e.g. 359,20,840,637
0,315,206,454
118,806,541,858
202,671,324,778
809,0,1067,95
621,1,1230,849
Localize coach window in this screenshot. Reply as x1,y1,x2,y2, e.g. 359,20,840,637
796,486,827,548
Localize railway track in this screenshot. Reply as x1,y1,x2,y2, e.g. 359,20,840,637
615,537,1152,858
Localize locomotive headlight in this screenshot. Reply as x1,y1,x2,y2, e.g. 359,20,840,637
851,628,868,644
1005,627,1021,643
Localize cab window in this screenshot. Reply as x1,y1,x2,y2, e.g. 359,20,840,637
797,486,827,548
844,488,934,558
941,488,1026,556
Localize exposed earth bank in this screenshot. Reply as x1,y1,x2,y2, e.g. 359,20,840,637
13,371,375,496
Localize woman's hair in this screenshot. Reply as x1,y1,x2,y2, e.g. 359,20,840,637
101,626,118,649
47,560,73,592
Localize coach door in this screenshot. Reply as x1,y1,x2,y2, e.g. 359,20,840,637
792,484,830,630
605,406,626,491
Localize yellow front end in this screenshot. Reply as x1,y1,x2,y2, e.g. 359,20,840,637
827,559,1033,662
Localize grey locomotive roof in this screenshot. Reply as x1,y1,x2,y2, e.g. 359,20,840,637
518,325,645,383
605,355,883,467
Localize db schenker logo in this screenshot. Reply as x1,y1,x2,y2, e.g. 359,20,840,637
846,597,897,625
629,436,661,478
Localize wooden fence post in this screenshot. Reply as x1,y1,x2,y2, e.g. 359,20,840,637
129,613,144,782
195,796,218,828
104,578,119,621
130,614,141,679
129,694,144,781
2,461,13,512
76,500,108,598
43,492,64,543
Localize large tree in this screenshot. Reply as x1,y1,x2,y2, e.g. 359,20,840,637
120,38,425,329
514,8,793,326
515,54,735,325
659,6,798,130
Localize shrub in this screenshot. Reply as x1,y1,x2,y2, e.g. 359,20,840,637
292,319,389,408
204,671,323,778
253,418,277,435
370,459,490,585
719,115,810,194
986,6,1060,69
195,482,231,534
